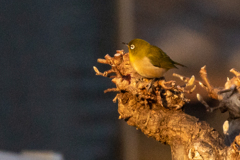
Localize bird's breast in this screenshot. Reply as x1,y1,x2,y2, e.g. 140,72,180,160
131,56,167,78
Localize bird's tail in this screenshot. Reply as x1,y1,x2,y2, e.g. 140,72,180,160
174,61,187,68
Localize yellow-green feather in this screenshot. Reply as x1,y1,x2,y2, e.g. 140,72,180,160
148,45,177,69
128,38,185,78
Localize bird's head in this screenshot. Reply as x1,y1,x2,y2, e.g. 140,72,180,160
125,39,150,56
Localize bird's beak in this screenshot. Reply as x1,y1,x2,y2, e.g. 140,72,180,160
122,42,128,46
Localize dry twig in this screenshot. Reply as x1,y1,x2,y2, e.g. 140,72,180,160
197,66,240,148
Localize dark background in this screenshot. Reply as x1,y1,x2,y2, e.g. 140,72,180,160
1,1,119,159
1,0,240,160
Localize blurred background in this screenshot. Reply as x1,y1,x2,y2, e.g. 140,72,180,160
1,0,240,159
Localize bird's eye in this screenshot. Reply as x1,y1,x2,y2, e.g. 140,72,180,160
130,44,135,49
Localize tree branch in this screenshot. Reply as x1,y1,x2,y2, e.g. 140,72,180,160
94,50,240,159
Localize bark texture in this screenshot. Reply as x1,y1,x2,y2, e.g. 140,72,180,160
94,50,240,159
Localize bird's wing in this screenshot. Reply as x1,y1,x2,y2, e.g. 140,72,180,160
147,45,177,69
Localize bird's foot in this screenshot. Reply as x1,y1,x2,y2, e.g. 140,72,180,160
146,79,155,91
146,77,165,92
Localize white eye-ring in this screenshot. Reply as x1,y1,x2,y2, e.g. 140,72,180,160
130,44,135,49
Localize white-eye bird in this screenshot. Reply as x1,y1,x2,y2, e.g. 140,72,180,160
126,38,185,78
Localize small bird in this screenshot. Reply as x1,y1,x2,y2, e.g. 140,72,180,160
125,38,185,78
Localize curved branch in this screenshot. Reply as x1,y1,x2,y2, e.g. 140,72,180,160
94,50,240,159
